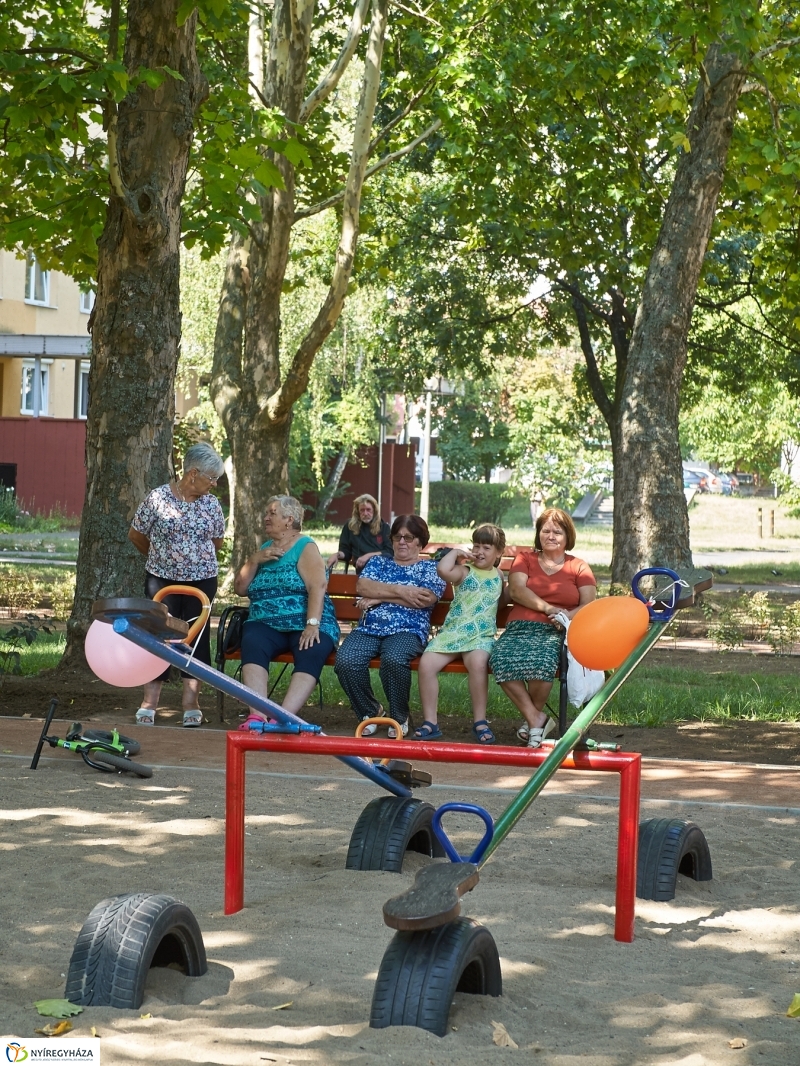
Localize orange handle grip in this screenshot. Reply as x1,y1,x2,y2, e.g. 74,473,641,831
152,585,211,645
354,716,403,765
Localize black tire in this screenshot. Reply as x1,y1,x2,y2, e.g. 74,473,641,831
65,892,207,1008
637,817,712,901
346,796,446,872
82,730,141,756
87,750,153,778
370,917,502,1036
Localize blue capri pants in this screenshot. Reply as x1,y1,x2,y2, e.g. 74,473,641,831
241,620,335,680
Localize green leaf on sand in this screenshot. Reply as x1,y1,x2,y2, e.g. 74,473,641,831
35,999,84,1019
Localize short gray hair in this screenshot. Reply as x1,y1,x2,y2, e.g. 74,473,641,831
267,494,304,530
183,442,224,479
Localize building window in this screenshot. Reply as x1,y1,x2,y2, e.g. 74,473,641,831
24,253,50,306
77,360,90,419
79,288,95,314
20,359,51,415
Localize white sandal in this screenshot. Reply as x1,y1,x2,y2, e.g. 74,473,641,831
526,716,556,749
135,708,155,726
182,709,203,728
516,722,529,743
387,720,409,739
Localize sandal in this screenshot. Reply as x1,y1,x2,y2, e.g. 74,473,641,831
472,719,496,745
526,716,556,749
238,713,269,731
387,720,409,739
516,722,529,743
413,721,443,741
182,709,203,728
135,708,155,726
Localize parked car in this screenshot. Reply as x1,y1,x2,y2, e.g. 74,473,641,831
683,464,723,494
683,468,708,492
717,472,736,495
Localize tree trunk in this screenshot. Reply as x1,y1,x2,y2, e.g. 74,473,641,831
211,0,389,570
611,44,745,587
60,0,207,671
316,449,349,520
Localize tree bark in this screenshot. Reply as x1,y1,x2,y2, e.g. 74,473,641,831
211,0,390,569
60,0,207,671
611,44,745,586
316,449,349,521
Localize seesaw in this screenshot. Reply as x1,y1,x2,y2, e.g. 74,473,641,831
62,568,713,1036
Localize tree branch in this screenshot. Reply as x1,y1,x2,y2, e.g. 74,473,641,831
368,75,435,154
294,118,441,220
298,0,370,124
751,36,800,63
268,0,389,423
16,46,101,64
570,293,615,428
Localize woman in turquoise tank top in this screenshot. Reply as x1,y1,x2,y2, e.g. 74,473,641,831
233,496,339,723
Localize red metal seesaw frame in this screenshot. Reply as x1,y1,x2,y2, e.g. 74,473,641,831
225,732,642,942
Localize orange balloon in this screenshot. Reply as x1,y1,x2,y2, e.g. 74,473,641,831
567,596,650,671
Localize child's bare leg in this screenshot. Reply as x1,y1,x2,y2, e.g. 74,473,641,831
462,650,490,722
418,651,458,725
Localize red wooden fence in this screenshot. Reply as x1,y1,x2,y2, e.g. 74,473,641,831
0,417,86,517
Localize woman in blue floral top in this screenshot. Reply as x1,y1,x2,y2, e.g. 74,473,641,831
128,442,226,728
234,495,339,725
334,514,445,736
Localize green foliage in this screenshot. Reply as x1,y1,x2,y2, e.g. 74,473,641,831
0,614,53,678
0,0,292,277
433,380,511,482
681,378,800,477
505,352,612,509
423,482,512,528
0,487,19,526
701,589,800,655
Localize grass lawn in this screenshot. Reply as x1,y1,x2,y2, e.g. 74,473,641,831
6,629,799,726
218,657,800,727
0,629,65,676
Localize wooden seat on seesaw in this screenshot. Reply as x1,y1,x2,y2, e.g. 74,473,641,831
91,597,190,641
382,861,479,931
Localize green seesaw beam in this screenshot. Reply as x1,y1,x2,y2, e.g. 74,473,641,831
479,618,668,867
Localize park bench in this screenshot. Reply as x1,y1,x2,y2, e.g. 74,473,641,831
214,563,570,728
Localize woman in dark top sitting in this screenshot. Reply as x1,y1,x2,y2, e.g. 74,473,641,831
326,493,392,573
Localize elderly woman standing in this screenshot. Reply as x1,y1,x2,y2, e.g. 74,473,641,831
327,493,392,573
235,496,339,722
489,507,596,748
334,514,445,736
128,441,226,727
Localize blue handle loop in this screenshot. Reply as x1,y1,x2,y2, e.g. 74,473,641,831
431,803,494,865
631,567,682,621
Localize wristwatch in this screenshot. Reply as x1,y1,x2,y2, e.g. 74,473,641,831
306,617,320,627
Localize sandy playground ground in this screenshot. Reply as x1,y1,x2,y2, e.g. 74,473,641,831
2,716,800,1066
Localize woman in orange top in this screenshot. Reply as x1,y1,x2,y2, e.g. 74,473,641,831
488,508,596,747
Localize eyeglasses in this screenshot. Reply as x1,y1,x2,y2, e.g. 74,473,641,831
205,475,219,485
393,533,417,543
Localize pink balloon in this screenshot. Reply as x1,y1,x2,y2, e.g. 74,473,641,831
84,619,166,687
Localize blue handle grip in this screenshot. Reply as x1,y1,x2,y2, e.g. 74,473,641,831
431,802,494,864
631,567,682,621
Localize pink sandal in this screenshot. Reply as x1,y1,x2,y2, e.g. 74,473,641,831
238,713,272,731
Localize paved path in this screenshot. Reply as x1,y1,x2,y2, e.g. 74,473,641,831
3,716,799,814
